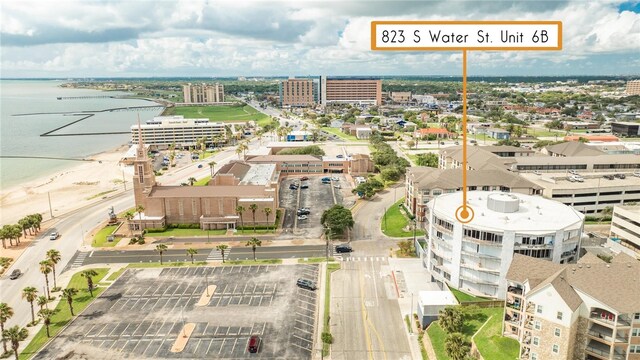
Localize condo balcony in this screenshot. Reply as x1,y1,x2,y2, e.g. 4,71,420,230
514,242,554,250
507,285,524,296
506,299,522,311
460,260,501,274
433,222,453,234
588,323,629,344
590,308,632,328
463,236,502,247
461,249,501,260
433,235,453,250
585,340,627,360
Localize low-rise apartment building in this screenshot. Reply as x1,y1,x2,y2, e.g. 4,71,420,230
504,252,640,360
439,146,533,170
610,205,640,254
405,167,541,222
245,154,373,176
611,122,640,137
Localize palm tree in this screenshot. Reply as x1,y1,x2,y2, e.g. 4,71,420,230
135,204,145,233
263,207,272,232
61,288,78,316
444,332,470,360
0,303,14,353
21,287,38,324
188,177,197,186
208,161,217,177
245,237,262,261
439,306,464,334
2,325,28,360
36,296,48,311
38,308,58,338
46,249,61,289
39,260,53,299
216,244,229,263
81,269,98,297
235,205,245,233
235,146,243,159
155,244,168,265
186,248,198,264
249,203,258,232
124,211,135,236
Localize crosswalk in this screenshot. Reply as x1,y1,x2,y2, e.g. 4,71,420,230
206,248,230,261
334,256,388,262
70,251,89,269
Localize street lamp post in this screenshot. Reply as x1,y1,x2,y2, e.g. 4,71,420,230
324,228,331,261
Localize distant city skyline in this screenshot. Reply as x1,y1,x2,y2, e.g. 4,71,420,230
2,0,640,78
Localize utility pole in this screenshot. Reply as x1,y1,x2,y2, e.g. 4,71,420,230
122,171,127,191
48,192,54,218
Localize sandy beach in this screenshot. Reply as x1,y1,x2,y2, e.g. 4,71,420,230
0,144,133,226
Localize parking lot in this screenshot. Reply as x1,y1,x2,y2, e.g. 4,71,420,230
279,175,348,238
35,265,320,359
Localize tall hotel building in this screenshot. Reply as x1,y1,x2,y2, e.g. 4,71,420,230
423,191,584,298
131,116,226,149
625,80,640,95
320,76,382,106
183,83,225,103
278,77,318,107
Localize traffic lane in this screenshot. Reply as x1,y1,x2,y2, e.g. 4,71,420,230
80,245,327,264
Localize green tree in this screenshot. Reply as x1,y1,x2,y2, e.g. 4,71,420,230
0,303,14,353
439,306,464,333
124,211,135,236
36,296,48,311
321,205,354,237
381,167,401,182
414,153,439,167
46,249,61,289
22,287,38,324
216,244,229,263
155,244,168,265
2,325,28,360
249,204,258,232
445,332,471,360
39,260,53,299
245,237,262,261
188,177,197,186
135,204,145,233
406,140,415,149
236,205,246,232
186,248,198,264
208,161,217,177
38,308,59,338
81,269,99,297
61,288,78,316
263,207,273,232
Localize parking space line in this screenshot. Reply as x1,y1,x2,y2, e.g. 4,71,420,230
205,339,214,355
295,326,313,335
291,342,309,351
139,298,152,310
201,323,209,336
231,338,238,354
153,339,166,356
296,312,314,320
193,339,202,354
218,338,226,354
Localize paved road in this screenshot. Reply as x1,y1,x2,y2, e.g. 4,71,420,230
0,191,135,328
68,245,328,267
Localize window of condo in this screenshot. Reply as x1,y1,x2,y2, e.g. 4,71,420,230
552,344,559,354
630,345,640,354
632,328,640,337
534,321,541,330
536,305,543,314
635,313,640,320
533,337,539,346
554,328,561,337
557,312,563,321
531,353,538,360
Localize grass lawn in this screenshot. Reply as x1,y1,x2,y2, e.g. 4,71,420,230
323,263,341,356
474,308,520,360
298,257,334,263
527,128,565,137
448,286,491,303
20,268,109,360
427,321,451,360
321,127,363,142
193,176,211,186
171,104,270,126
106,268,126,281
381,198,425,238
92,225,120,247
146,228,227,237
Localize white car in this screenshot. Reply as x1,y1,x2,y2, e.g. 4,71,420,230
297,215,308,220
49,231,60,240
568,175,584,183
634,171,640,178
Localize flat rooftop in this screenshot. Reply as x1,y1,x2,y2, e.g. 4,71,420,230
429,191,584,232
239,163,276,185
520,172,640,190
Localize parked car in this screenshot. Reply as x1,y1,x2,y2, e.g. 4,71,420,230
568,175,584,183
197,164,203,168
569,170,579,175
331,176,339,181
247,335,260,353
335,244,353,253
334,184,341,189
297,209,310,216
300,207,310,212
300,176,309,181
533,171,542,175
300,184,309,189
296,278,317,290
321,177,331,181
49,231,60,240
9,269,21,280
336,154,344,158
603,174,615,180
289,184,299,190
614,173,626,179
297,215,308,220
634,171,640,178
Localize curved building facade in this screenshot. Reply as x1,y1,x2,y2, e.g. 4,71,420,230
424,191,584,299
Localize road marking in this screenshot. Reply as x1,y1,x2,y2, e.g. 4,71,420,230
89,251,94,257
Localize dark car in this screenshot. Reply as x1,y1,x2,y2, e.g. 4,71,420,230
289,184,299,190
300,176,309,181
297,209,310,215
247,335,260,353
197,164,203,168
335,244,353,253
614,173,626,179
300,184,309,189
603,174,615,180
296,278,317,290
9,269,21,280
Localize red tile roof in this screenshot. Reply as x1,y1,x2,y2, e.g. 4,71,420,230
564,135,619,142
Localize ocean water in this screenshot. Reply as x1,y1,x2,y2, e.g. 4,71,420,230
0,80,163,189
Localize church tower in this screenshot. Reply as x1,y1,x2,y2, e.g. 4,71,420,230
133,116,156,208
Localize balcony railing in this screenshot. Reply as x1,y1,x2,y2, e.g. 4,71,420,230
461,249,501,260
506,302,522,311
590,311,632,327
430,245,452,261
585,345,609,358
459,274,499,286
588,328,629,343
433,236,453,250
463,236,503,247
460,261,501,274
433,223,453,234
507,286,524,296
514,242,554,250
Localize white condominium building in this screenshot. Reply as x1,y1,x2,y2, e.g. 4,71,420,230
131,116,226,149
610,205,640,254
423,191,584,299
183,83,225,103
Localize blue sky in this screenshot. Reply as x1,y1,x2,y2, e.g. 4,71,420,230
1,0,639,77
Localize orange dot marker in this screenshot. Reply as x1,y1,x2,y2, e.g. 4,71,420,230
455,205,474,224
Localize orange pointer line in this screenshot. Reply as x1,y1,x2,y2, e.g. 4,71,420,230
462,50,468,213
